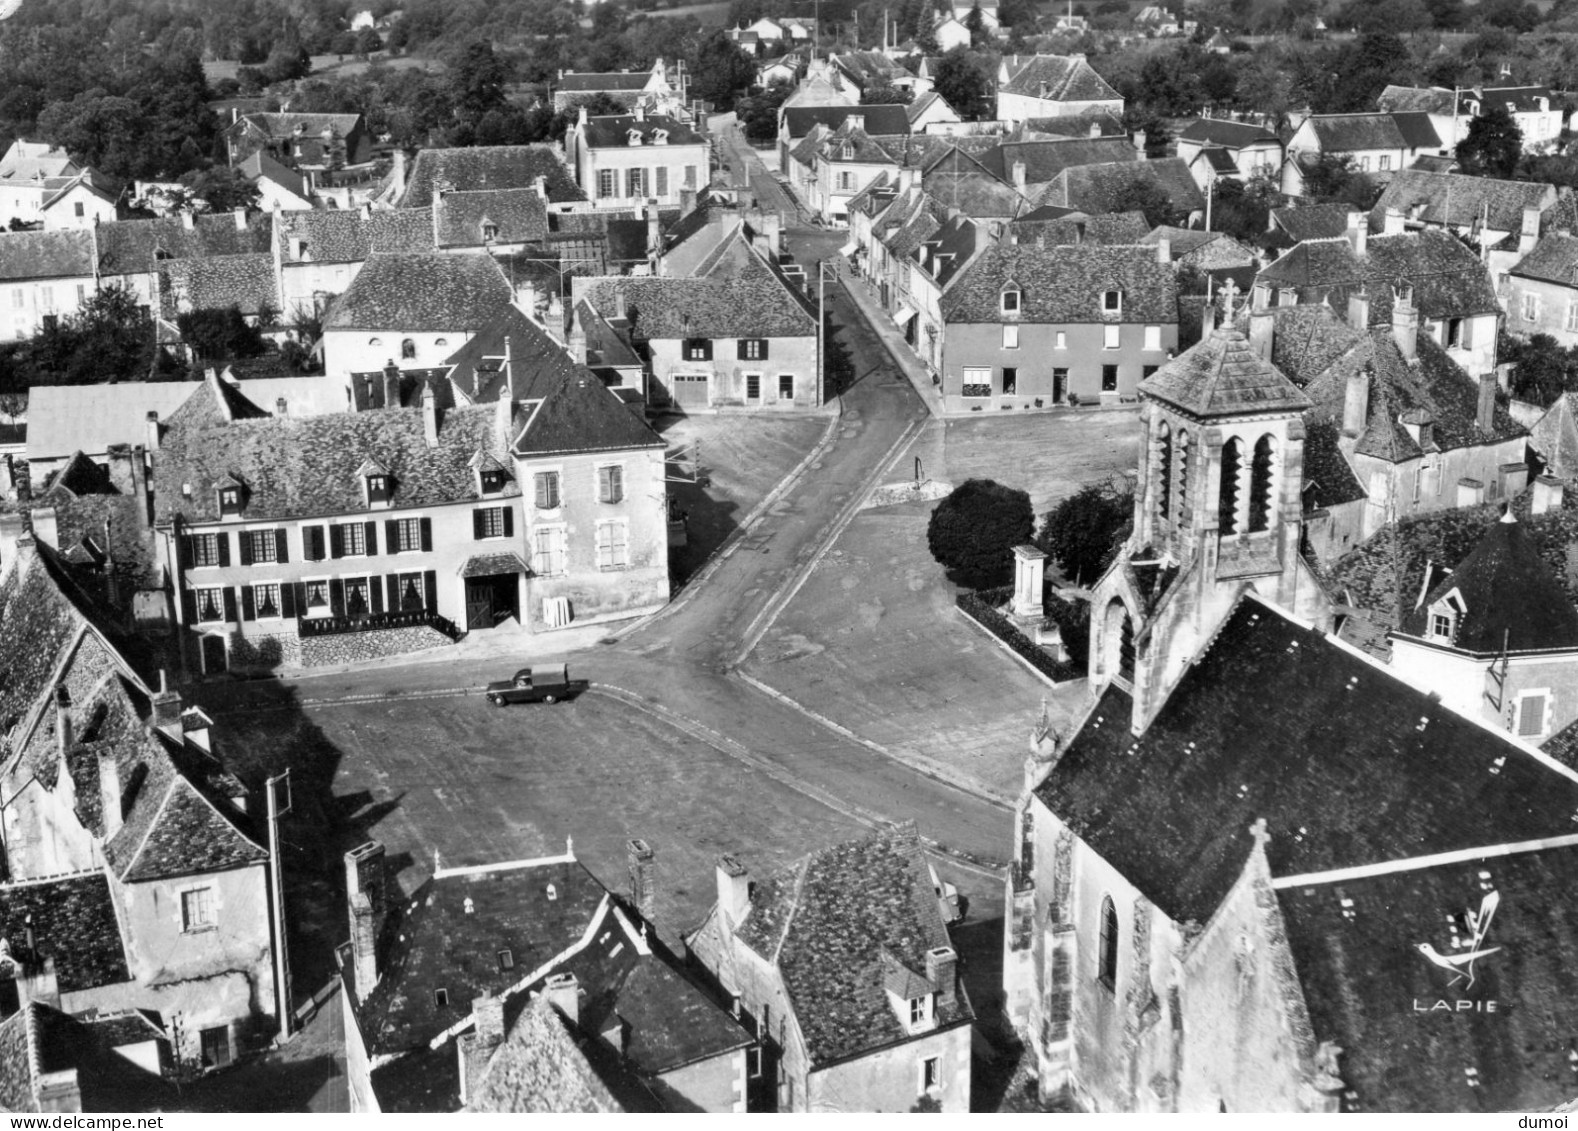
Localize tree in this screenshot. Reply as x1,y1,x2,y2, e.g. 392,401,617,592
1501,331,1578,406
688,32,758,109
1321,32,1412,113
33,285,160,385
927,478,1035,588
964,1,990,45
1110,176,1185,228
1457,105,1523,179
176,307,268,364
1209,174,1280,244
1300,153,1379,209
932,48,992,120
448,40,510,123
1037,480,1134,586
177,166,261,213
861,82,914,105
737,80,795,143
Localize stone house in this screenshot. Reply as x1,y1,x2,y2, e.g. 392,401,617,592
777,105,907,182
1285,112,1446,184
340,841,751,1113
1375,85,1462,154
1461,85,1569,153
239,151,314,213
1005,322,1578,1111
939,238,1179,412
270,206,432,324
564,107,710,214
1175,119,1283,187
0,230,98,342
1504,231,1578,347
1038,159,1206,228
39,170,119,232
396,146,585,211
995,55,1124,125
94,211,275,322
223,113,372,181
0,1001,176,1112
1368,170,1558,271
685,825,974,1113
803,121,903,228
551,60,679,115
0,140,79,228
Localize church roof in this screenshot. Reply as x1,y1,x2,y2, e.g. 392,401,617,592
1529,392,1578,478
1397,513,1578,654
1139,326,1311,418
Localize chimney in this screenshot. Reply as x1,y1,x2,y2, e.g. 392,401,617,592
1155,236,1170,264
1345,210,1367,257
151,670,183,741
0,513,23,574
578,105,588,128
181,210,195,231
1133,129,1147,155
545,972,579,1028
1520,205,1542,254
1249,306,1274,361
54,686,72,764
533,174,547,201
98,748,122,837
627,838,655,922
180,707,212,754
1089,121,1102,139
1391,287,1418,362
633,102,645,123
646,201,661,269
421,384,439,448
1202,300,1219,334
234,208,248,231
1476,372,1497,433
1533,474,1565,515
1347,287,1371,329
474,993,506,1047
344,842,387,1002
105,443,135,494
925,946,957,1007
495,386,514,449
30,505,57,550
382,361,401,409
568,311,587,362
1383,207,1405,236
1011,160,1026,190
1342,366,1371,438
716,854,751,928
679,186,698,215
1457,477,1486,507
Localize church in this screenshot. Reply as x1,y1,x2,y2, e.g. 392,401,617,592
1004,318,1578,1112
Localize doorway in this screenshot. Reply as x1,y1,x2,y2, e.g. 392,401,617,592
465,573,520,631
200,634,227,674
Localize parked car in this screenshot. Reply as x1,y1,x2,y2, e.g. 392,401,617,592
485,664,587,706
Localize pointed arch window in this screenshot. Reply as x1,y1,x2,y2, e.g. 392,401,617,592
1097,896,1119,989
1174,428,1192,537
1249,435,1275,533
1218,436,1243,536
1155,421,1173,524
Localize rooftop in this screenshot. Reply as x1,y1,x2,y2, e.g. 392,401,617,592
942,242,1178,325
1140,326,1311,418
323,252,513,332
1370,170,1554,234
401,146,584,208
578,113,706,149
434,187,549,248
999,54,1121,103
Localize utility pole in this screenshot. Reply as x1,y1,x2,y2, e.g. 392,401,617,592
818,260,829,406
267,770,293,1041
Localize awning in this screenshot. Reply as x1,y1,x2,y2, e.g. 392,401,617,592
839,238,858,257
893,303,917,325
459,552,531,578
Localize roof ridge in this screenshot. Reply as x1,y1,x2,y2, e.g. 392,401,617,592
1271,829,1578,889
770,856,812,965
113,766,176,883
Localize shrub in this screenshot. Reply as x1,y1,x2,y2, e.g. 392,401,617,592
1038,481,1133,586
927,478,1034,588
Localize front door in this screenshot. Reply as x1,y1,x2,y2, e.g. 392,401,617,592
466,582,493,632
200,634,227,674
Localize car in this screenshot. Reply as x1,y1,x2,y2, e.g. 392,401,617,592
484,664,588,706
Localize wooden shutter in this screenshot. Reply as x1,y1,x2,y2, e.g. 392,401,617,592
222,587,238,623
535,474,549,509
217,533,231,567
241,585,256,621
596,523,612,569
610,466,623,502
551,531,566,577
238,531,253,566
329,524,344,559
370,579,384,615
385,519,399,553
329,578,345,616
420,517,433,552
305,525,325,561
177,534,194,571
423,570,438,612
473,510,486,540
181,590,197,624
598,466,612,502
759,339,769,360
502,507,514,537
613,522,628,565
365,521,378,555
386,575,400,612
275,528,289,563
282,583,299,619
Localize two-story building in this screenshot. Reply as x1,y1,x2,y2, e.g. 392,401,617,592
40,170,120,232
1462,85,1569,153
564,107,710,213
0,229,97,342
686,825,973,1113
552,60,680,114
939,239,1179,411
396,145,586,211
223,113,373,185
1504,231,1578,347
1285,112,1446,183
271,206,434,323
995,55,1124,125
1368,170,1557,257
0,140,80,229
1175,119,1283,190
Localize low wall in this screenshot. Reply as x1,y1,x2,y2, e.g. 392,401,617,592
957,586,1086,683
299,625,455,668
228,632,303,671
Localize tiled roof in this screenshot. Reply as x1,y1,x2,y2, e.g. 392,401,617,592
1178,118,1280,149
832,50,911,89
920,148,1028,219
942,242,1178,324
1278,843,1578,1112
1371,170,1554,233
578,113,706,149
816,122,895,166
0,138,76,184
467,995,623,1113
1510,232,1578,286
0,229,94,281
434,188,547,249
558,71,653,93
324,252,513,331
981,136,1137,187
443,305,579,404
1397,513,1578,653
232,112,360,140
153,381,521,525
1043,158,1205,217
0,874,130,993
1376,85,1456,115
36,462,161,590
905,91,953,125
914,214,985,289
1039,596,1578,923
1306,112,1442,153
782,105,911,139
163,254,280,317
277,208,434,265
347,367,452,412
402,146,584,207
1477,85,1553,114
1271,203,1358,243
1257,229,1501,322
732,825,973,1067
239,150,309,200
1000,55,1121,103
1301,415,1368,508
1021,110,1126,138
1528,392,1578,477
1141,326,1311,418
96,213,273,278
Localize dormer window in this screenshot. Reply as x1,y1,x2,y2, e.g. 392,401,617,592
628,129,644,146
1000,286,1021,315
1102,290,1123,314
366,474,391,506
218,486,243,516
841,143,854,160
652,129,669,145
908,995,932,1026
481,222,498,241
480,468,508,495
1430,611,1453,640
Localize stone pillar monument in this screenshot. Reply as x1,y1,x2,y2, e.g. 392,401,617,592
1012,544,1047,619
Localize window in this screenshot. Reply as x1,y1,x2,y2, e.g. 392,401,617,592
480,468,508,495
746,374,761,400
74,201,84,218
626,168,646,197
252,582,283,618
1519,692,1549,737
1143,325,1162,351
922,1056,939,1093
909,996,929,1025
1102,290,1122,313
748,1047,764,1079
532,526,568,576
475,506,510,539
1055,331,1067,349
219,487,243,515
1248,435,1274,533
392,517,422,553
1379,154,1391,171
10,289,21,309
597,170,617,199
655,166,669,197
343,576,372,616
738,338,768,360
435,337,448,348
838,171,854,191
247,529,279,564
598,465,625,504
1053,367,1068,400
535,471,561,510
200,1027,233,1069
1002,324,1019,349
684,165,697,188
394,572,427,611
1142,365,1159,380
1103,324,1120,350
961,366,992,399
75,284,85,304
1219,437,1242,535
596,520,629,570
192,533,224,568
481,222,498,241
684,338,713,361
400,338,416,360
304,579,329,609
194,587,227,623
182,887,215,931
339,522,368,556
1358,156,1371,172
1102,364,1119,392
435,988,450,1007
1003,367,1017,395
498,949,515,972
1567,302,1578,334
1000,287,1020,314
1524,293,1541,322
369,337,382,347
1098,896,1119,988
779,374,794,399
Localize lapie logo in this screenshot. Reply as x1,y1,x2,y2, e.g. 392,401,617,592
1412,890,1501,1014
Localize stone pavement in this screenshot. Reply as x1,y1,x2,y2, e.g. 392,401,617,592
836,266,948,418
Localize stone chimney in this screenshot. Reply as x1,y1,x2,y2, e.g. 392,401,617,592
35,1066,80,1114
534,174,547,201
1249,306,1274,362
545,972,579,1028
1520,205,1541,255
716,854,750,928
0,513,23,574
180,210,195,231
1391,286,1418,362
1476,373,1497,433
1089,121,1102,139
1133,129,1146,155
679,186,698,216
1155,237,1170,264
1533,474,1565,514
151,670,183,740
422,384,439,448
627,838,656,922
898,166,918,193
1342,367,1371,439
382,361,401,409
234,208,248,231
646,201,662,270
1011,160,1026,190
1458,477,1486,507
276,397,288,417
345,842,386,1002
475,992,506,1046
1345,210,1367,257
1347,287,1371,329
926,945,957,1008
1201,299,1219,335
98,748,122,837
54,686,72,764
30,505,57,550
145,411,161,452
1382,207,1405,236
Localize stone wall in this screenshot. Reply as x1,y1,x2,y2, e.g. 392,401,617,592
227,631,302,672
299,625,454,668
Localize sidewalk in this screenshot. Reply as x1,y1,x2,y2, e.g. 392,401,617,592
835,269,946,417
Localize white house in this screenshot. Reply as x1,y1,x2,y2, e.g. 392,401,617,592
564,106,711,213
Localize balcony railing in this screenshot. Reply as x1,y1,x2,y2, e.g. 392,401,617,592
298,609,462,641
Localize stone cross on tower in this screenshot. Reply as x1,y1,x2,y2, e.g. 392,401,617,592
1218,277,1240,322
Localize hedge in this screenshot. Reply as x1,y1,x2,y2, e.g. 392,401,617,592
957,586,1086,684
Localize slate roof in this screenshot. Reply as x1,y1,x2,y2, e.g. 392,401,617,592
1141,326,1311,418
942,242,1178,325
1397,513,1578,653
730,825,973,1067
832,50,911,91
466,995,623,1113
1257,229,1501,323
0,229,95,282
920,148,1028,219
0,874,129,994
96,213,273,277
35,458,161,590
1477,85,1553,114
163,254,280,318
1178,118,1280,149
981,136,1137,187
782,105,911,139
1022,111,1127,138
1529,392,1578,478
558,71,654,93
1040,595,1578,923
905,92,955,126
1510,232,1578,286
434,188,548,248
1278,843,1578,1112
443,305,579,404
1043,158,1205,217
239,150,310,202
1271,203,1358,243
0,139,76,184
1376,85,1457,116
579,114,706,149
401,146,584,207
999,55,1121,103
1305,112,1440,152
232,112,360,140
323,253,513,331
1371,170,1554,233
276,208,434,265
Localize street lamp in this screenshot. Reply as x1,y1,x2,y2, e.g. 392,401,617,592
818,258,838,405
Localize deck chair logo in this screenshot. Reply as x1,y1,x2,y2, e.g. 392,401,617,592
1416,890,1500,990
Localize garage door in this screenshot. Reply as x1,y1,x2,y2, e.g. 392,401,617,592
671,374,710,408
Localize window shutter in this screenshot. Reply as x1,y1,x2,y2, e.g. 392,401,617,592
474,509,485,540
386,575,400,611
611,466,623,502
502,507,514,537
365,521,378,555
420,517,433,552
329,578,346,616
1460,317,1474,348
370,579,384,615
181,590,198,624
737,339,749,360
759,339,769,360
614,523,628,563
596,525,612,569
329,524,344,559
598,466,611,501
275,528,289,564
222,587,238,623
423,570,438,612
241,585,256,621
217,533,231,567
552,532,566,577
178,534,194,571
287,583,303,618
238,532,253,566
535,475,547,508
305,526,325,562
386,519,398,553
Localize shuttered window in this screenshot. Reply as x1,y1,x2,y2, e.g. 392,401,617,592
595,520,629,570
535,472,561,510
598,466,624,504
532,526,567,577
